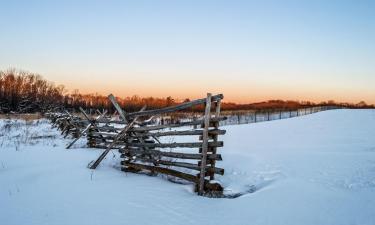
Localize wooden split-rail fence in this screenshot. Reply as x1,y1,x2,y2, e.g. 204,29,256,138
46,93,227,196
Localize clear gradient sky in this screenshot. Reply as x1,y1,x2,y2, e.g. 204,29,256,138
0,0,374,104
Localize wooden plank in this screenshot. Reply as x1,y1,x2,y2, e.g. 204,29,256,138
108,94,127,122
89,105,146,169
93,117,226,133
123,162,222,192
93,144,124,150
95,119,126,124
123,162,197,182
90,129,226,138
123,159,224,175
138,129,225,137
210,99,221,180
126,94,223,117
89,137,155,145
91,141,223,148
129,116,227,132
215,99,221,118
198,93,212,195
126,141,223,148
120,148,223,160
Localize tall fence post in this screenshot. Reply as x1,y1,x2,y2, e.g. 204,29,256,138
210,98,221,180
198,93,212,195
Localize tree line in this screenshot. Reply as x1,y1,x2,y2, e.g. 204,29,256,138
0,69,65,113
1,69,374,114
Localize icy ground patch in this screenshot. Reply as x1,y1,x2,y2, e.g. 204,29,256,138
1,110,375,225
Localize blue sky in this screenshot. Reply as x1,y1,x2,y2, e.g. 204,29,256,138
0,0,374,103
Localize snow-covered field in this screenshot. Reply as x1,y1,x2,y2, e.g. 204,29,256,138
1,109,375,225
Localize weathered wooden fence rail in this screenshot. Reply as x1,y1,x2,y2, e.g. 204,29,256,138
46,93,226,196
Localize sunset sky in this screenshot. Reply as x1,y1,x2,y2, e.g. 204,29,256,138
0,0,374,104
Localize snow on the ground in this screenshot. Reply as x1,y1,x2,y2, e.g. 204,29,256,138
1,109,375,225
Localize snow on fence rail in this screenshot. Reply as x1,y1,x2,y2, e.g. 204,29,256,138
46,93,226,196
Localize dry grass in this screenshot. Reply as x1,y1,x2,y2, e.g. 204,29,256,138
0,117,58,150
0,113,43,121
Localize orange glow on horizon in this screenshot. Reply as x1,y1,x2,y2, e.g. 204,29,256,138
61,81,375,105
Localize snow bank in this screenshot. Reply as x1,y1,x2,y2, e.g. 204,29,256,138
1,109,375,225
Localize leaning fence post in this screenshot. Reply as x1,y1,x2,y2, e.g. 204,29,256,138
108,94,127,122
198,93,212,195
